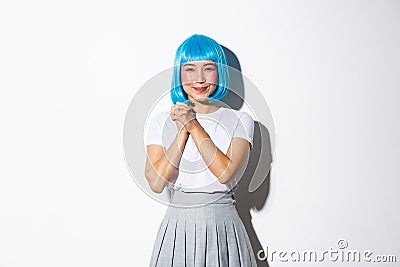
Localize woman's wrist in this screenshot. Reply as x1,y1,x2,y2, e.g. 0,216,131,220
177,129,189,152
178,128,190,138
185,119,200,133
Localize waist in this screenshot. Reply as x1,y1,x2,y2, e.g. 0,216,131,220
169,190,236,207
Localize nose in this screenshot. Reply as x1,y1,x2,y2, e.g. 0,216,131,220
193,70,206,83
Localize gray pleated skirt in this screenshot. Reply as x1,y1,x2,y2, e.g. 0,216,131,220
149,190,257,267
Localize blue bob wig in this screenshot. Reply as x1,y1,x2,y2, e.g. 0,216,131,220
170,34,230,104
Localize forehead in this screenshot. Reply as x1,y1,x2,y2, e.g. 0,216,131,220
182,60,216,67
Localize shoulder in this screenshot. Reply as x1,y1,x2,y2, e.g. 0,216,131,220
145,110,172,146
147,110,170,125
222,108,254,122
145,110,172,135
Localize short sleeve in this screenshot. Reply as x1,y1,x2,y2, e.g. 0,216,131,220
144,113,166,147
233,112,254,149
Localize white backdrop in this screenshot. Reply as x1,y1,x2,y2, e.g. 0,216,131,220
1,0,399,266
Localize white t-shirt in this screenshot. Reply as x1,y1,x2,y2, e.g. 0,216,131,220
144,107,254,193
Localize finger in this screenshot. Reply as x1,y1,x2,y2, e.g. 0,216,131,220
175,102,190,110
170,107,178,119
177,107,191,115
170,110,177,119
177,106,192,114
174,110,185,117
178,102,194,112
176,113,193,122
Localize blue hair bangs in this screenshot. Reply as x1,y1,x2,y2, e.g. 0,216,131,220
170,34,230,104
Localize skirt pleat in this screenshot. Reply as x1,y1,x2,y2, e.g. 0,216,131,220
216,222,229,266
185,221,195,267
205,221,218,266
149,191,257,267
174,219,186,266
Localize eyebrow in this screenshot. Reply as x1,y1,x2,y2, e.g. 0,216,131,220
182,62,217,67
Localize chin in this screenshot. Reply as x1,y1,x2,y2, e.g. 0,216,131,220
191,97,209,103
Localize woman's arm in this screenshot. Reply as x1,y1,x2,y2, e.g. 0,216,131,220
145,130,189,193
187,121,251,184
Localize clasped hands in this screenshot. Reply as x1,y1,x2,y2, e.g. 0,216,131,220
170,102,197,134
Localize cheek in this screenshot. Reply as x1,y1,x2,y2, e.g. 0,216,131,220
180,70,192,85
207,70,218,83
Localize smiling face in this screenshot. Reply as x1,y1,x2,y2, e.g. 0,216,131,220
180,60,218,103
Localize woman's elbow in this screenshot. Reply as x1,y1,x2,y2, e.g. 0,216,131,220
147,178,166,194
217,168,234,185
145,170,166,194
217,163,246,185
150,182,165,194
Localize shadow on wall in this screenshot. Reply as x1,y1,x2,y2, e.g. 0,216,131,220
222,45,273,267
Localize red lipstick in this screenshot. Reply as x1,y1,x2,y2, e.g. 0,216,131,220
193,87,208,92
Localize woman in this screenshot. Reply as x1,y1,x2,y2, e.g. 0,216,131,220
145,34,257,266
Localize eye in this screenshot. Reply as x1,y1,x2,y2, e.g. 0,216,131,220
204,67,216,71
184,68,195,72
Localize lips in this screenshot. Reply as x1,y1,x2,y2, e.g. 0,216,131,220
193,86,208,92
